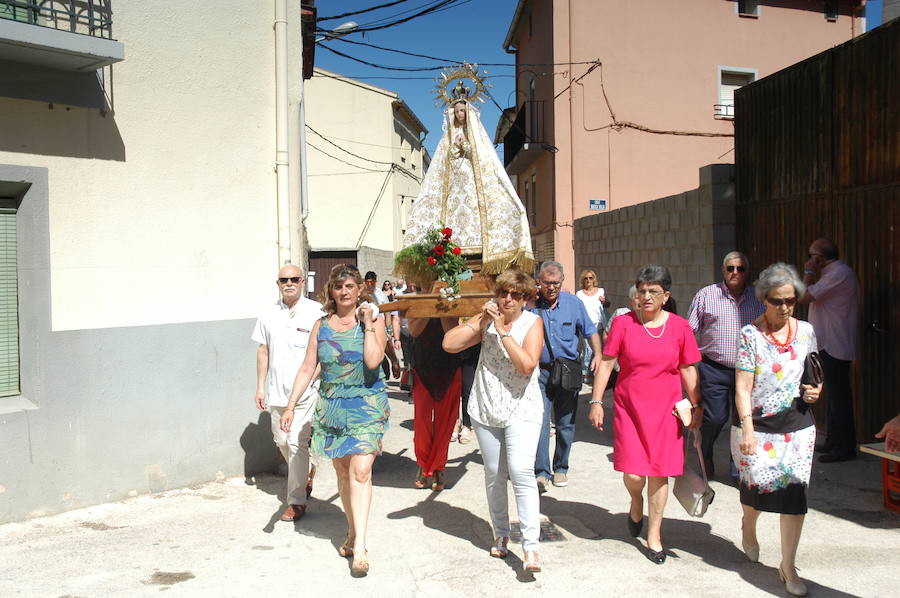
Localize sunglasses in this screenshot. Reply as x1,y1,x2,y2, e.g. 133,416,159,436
726,265,746,273
766,297,797,307
278,277,301,284
496,290,525,301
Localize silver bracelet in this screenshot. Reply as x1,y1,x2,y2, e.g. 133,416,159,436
588,399,603,405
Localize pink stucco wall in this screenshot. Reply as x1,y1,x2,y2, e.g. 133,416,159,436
506,0,863,278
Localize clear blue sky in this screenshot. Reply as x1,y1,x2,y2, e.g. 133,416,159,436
866,0,883,29
312,0,520,156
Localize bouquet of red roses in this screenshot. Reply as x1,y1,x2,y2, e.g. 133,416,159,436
394,224,468,295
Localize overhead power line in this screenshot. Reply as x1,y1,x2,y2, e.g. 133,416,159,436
327,37,462,64
356,0,471,28
307,141,387,172
317,0,465,34
322,39,608,69
318,43,450,71
306,125,395,165
317,0,412,22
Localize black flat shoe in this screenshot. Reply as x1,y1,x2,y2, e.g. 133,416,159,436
647,547,666,564
818,451,856,463
627,516,643,538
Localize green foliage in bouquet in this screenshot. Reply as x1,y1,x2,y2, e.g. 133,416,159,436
394,225,468,293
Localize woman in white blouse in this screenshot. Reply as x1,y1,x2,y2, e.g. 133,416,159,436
443,269,545,574
576,269,607,381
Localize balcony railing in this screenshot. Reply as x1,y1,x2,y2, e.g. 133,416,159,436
503,100,546,168
0,0,114,39
714,103,735,120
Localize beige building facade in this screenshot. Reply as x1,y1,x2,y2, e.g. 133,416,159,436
0,1,310,522
303,69,426,291
499,0,865,280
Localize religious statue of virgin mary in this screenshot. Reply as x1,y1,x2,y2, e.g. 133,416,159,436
402,64,533,275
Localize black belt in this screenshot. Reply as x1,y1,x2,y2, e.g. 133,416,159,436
539,362,553,370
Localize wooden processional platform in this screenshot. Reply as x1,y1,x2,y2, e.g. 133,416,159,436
377,277,494,318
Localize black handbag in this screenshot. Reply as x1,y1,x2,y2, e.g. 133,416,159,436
796,351,824,414
540,310,583,393
801,351,824,386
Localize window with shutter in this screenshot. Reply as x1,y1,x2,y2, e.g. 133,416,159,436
0,201,19,397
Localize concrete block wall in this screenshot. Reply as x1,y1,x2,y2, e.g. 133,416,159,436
574,164,736,314
357,246,396,280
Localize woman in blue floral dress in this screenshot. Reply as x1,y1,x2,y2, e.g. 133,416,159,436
281,264,390,577
731,263,823,597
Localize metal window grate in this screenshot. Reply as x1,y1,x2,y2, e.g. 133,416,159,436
0,0,114,39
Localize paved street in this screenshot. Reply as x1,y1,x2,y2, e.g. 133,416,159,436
2,384,896,597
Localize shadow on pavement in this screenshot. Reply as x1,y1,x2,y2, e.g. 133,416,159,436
386,489,533,582
541,494,860,597
572,389,897,531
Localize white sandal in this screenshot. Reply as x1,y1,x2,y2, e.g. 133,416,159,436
523,550,541,573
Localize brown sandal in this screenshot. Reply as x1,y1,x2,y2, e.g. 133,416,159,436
414,468,429,489
489,536,509,558
431,470,444,492
350,550,369,577
338,535,354,558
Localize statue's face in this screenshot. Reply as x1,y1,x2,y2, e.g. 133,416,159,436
454,102,466,124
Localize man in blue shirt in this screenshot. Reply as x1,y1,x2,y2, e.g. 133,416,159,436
530,261,601,492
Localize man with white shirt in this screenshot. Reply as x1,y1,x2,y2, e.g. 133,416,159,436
800,239,860,463
252,264,325,521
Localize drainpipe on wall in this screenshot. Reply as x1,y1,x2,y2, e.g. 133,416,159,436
274,0,291,265
299,80,310,223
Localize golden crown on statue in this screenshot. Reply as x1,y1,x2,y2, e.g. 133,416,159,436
433,62,491,107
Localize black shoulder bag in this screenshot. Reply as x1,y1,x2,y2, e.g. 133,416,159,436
540,309,583,393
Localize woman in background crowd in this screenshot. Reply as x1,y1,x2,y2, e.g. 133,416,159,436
588,265,702,565
281,264,390,578
443,269,545,573
576,269,608,383
382,280,396,302
732,263,822,597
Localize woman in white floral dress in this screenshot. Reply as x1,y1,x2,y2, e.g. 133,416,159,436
731,263,823,597
443,269,545,574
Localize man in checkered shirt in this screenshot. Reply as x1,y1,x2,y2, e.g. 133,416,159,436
688,251,765,477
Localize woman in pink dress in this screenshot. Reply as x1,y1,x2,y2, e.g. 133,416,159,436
588,265,702,564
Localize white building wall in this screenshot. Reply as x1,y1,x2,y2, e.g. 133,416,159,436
304,70,425,259
0,1,300,331
0,1,307,522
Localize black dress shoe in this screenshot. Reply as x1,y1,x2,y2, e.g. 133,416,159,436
818,451,856,463
647,547,666,564
627,516,643,538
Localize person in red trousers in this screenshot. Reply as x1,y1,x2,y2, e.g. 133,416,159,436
408,317,462,491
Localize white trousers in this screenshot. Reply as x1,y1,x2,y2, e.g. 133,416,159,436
269,406,312,506
472,420,542,552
